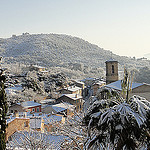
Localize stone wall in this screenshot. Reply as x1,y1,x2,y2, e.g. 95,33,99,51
6,118,30,141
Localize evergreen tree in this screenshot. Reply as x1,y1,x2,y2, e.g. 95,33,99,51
0,69,8,150
83,69,150,149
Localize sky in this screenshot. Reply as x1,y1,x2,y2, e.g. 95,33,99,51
0,0,150,58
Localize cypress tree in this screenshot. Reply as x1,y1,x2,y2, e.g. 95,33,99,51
0,69,8,150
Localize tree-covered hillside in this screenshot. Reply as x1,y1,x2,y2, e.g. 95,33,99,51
0,33,150,79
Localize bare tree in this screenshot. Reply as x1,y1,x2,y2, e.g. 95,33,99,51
55,111,88,150
6,130,65,150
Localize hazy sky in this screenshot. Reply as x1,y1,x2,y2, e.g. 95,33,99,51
0,0,150,58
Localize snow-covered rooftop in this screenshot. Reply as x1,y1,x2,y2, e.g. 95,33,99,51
6,115,29,124
5,85,23,95
62,94,83,100
40,99,55,104
52,102,75,111
81,77,95,82
43,115,63,125
105,80,144,91
72,80,85,85
64,86,82,92
52,106,66,113
105,58,118,63
6,117,16,124
21,101,41,108
94,81,106,85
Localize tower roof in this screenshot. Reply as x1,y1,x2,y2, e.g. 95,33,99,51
105,58,118,63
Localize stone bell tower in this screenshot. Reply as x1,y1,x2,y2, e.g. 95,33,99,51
105,59,118,84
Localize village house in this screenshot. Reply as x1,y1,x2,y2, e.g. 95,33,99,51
29,116,44,132
6,111,65,141
71,80,86,97
19,101,42,112
9,101,42,113
9,103,24,113
42,104,66,115
25,112,65,133
57,94,84,112
42,102,75,117
71,80,85,89
6,115,30,141
60,86,82,96
81,77,95,86
103,59,150,101
92,81,106,96
104,80,150,101
43,114,65,132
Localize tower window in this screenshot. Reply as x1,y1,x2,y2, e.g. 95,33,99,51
112,65,114,73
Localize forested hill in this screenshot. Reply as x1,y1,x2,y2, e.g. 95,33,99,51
0,33,149,70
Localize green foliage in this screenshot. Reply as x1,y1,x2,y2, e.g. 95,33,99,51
134,66,150,84
83,69,150,150
121,67,134,102
0,69,8,150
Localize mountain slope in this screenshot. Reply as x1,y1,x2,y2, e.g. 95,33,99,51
144,53,150,60
0,33,149,70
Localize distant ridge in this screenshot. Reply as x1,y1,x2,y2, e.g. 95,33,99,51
144,53,150,60
0,33,149,70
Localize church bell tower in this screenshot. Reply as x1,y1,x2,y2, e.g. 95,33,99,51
105,59,118,84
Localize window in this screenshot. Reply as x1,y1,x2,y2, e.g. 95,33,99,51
45,127,48,131
112,65,114,74
36,107,39,112
24,121,28,127
32,108,35,112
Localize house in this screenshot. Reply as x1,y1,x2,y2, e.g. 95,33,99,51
72,80,85,89
9,101,42,113
71,80,86,97
6,115,30,141
40,99,56,107
30,116,44,132
42,104,66,115
9,103,24,113
21,101,42,112
81,77,95,86
43,115,65,132
52,102,75,116
57,94,84,112
42,102,75,116
104,80,150,101
24,112,65,133
92,81,106,96
60,86,82,96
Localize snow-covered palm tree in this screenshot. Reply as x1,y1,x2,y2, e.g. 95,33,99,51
83,69,150,150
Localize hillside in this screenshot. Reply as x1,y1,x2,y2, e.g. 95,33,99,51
144,53,150,60
0,33,150,78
